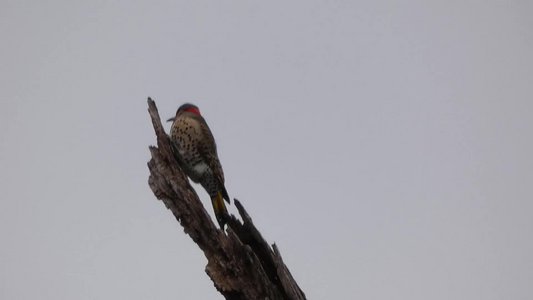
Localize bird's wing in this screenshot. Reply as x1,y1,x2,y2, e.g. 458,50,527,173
197,117,225,186
197,117,230,203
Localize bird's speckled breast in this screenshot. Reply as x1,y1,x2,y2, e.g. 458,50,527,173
170,116,206,181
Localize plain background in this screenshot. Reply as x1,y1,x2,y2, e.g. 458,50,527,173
1,1,532,299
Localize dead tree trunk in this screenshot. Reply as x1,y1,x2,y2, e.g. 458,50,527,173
146,98,306,300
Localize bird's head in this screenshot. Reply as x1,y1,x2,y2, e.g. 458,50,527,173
167,103,201,122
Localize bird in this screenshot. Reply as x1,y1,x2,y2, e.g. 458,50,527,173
167,103,230,229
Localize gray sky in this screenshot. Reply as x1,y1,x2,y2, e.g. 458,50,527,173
2,1,533,299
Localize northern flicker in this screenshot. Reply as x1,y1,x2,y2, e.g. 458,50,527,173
167,103,230,229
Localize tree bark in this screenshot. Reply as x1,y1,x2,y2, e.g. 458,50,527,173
146,98,306,300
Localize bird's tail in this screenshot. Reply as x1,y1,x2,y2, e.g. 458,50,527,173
211,191,229,229
221,185,231,204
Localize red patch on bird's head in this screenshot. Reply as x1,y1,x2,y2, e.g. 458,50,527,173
177,103,201,116
184,107,201,115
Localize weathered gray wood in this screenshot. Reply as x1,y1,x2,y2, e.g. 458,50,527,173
146,98,306,300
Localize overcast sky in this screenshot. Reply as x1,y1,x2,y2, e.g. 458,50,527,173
2,1,533,299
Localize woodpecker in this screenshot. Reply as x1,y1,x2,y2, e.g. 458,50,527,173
167,103,230,229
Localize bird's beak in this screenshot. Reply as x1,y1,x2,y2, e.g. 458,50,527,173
167,117,175,123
